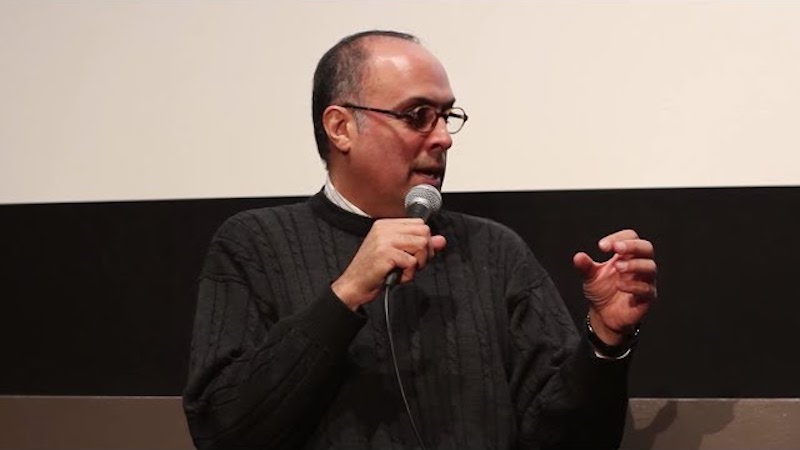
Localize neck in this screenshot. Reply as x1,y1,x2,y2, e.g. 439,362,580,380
310,191,376,237
324,175,370,217
327,172,405,218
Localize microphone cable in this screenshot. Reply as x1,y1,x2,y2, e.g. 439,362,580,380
384,284,428,450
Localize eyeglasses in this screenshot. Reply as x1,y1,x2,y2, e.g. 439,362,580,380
341,103,468,134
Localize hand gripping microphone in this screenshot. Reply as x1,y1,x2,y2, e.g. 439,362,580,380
385,184,443,286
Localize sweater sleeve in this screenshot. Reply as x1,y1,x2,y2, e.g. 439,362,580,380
504,234,629,449
183,214,366,449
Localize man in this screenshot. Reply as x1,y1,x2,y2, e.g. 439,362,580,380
183,30,657,449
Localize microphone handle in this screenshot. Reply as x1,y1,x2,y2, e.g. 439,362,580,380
385,267,401,287
406,202,431,221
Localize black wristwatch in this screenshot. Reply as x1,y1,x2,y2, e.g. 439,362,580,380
585,315,640,359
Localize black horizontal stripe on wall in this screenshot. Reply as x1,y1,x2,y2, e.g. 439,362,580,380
0,186,797,397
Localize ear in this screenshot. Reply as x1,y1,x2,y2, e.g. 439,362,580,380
322,106,357,155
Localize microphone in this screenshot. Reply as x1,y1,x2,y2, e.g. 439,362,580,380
385,184,443,286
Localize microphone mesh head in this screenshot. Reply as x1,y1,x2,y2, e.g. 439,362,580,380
404,184,443,215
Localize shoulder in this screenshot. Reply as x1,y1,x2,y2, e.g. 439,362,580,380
216,200,313,238
436,209,529,249
437,209,550,284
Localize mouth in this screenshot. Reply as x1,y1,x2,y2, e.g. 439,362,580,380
412,167,445,188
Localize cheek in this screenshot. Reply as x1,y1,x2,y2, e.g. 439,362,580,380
399,135,429,159
381,138,420,165
362,129,427,176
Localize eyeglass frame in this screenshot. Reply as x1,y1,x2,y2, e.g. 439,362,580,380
340,102,468,134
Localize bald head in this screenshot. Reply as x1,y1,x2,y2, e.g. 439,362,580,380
312,30,420,163
313,31,455,218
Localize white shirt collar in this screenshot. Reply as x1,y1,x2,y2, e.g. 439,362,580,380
323,175,371,217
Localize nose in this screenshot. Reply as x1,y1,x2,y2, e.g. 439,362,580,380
427,116,453,152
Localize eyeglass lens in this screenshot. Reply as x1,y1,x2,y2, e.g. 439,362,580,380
411,106,465,134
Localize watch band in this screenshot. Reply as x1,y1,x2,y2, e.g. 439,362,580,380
585,315,640,359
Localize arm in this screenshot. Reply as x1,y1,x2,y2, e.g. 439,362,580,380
183,215,365,449
183,214,447,449
512,228,657,448
509,273,630,449
507,254,630,449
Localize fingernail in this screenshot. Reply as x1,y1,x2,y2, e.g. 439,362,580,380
616,261,628,272
614,242,627,253
599,239,609,250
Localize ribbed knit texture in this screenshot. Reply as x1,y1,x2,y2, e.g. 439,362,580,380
183,192,629,449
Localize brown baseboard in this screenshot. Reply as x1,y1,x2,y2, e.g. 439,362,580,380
0,396,193,450
1,396,798,449
622,398,800,450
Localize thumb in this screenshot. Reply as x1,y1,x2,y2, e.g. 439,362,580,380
572,252,597,279
431,235,447,252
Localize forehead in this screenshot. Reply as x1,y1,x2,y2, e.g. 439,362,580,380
360,38,454,107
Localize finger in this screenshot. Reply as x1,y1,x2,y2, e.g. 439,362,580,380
615,278,658,299
414,246,430,270
394,234,431,256
614,258,657,280
572,252,597,278
401,250,424,283
598,229,640,252
401,233,441,266
426,235,447,260
612,239,655,258
391,250,419,273
371,220,430,239
375,217,425,226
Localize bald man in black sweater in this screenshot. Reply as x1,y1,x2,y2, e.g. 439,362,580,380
184,30,657,450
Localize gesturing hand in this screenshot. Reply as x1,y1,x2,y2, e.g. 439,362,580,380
573,229,657,344
332,218,447,311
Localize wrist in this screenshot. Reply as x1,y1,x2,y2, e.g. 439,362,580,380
331,278,373,311
586,314,640,359
587,311,618,344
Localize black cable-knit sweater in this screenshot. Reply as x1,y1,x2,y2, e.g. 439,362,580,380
183,192,629,449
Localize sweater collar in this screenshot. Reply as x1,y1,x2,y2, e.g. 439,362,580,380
309,190,376,236
309,189,447,237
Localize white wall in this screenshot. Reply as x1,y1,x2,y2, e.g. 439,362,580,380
2,0,799,204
